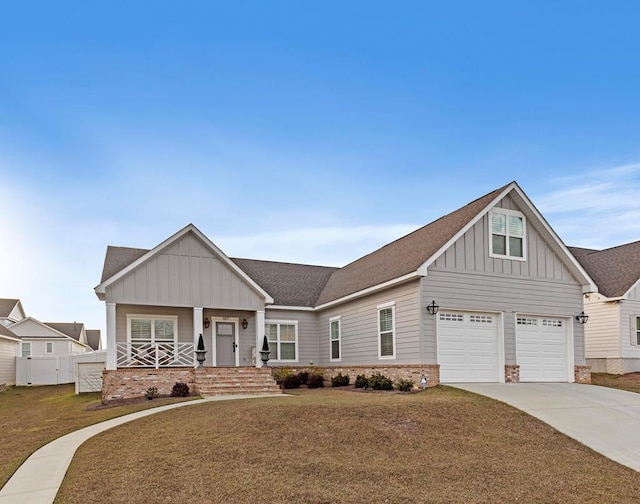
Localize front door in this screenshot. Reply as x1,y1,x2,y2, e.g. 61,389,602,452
215,322,236,367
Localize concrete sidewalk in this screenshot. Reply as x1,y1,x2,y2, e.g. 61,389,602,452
0,394,286,504
450,383,640,472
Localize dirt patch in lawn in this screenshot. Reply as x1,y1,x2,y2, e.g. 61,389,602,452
592,372,640,394
56,387,640,504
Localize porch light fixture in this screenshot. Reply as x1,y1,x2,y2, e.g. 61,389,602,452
203,317,210,329
241,318,248,330
576,311,589,325
426,300,439,316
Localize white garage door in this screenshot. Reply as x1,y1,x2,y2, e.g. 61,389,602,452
438,311,500,382
516,316,568,382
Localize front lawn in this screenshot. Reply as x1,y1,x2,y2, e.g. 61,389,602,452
0,384,195,489
591,372,640,394
56,387,640,503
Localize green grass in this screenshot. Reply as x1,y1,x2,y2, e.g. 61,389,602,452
55,387,640,503
0,384,195,489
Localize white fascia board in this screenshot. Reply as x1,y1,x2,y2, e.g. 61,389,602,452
94,224,274,304
266,305,315,311
417,183,517,276
0,333,21,343
314,272,422,311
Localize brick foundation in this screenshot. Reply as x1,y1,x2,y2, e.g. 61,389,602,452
271,364,440,389
102,368,196,403
574,365,591,384
505,364,520,383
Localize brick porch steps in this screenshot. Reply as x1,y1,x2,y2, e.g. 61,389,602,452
195,367,281,396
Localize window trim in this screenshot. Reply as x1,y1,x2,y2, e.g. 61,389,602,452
489,208,527,261
377,301,396,360
265,319,299,363
329,316,341,362
635,316,640,346
21,342,31,358
45,342,53,354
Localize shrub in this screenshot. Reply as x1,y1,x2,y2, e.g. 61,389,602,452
296,371,309,385
145,387,158,399
272,367,292,384
395,378,415,392
282,373,302,389
354,374,369,389
368,372,393,390
170,382,190,397
307,372,325,389
331,373,350,387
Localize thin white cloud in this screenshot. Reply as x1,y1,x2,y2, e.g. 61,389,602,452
536,163,640,249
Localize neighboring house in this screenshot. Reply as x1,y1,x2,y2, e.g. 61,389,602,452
85,329,103,350
9,318,93,358
95,181,597,400
0,325,20,386
570,242,640,374
0,298,26,327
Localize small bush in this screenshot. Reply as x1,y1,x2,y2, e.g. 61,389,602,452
307,372,325,389
170,382,190,397
368,372,393,390
272,367,292,384
145,386,158,399
331,373,350,387
296,371,309,385
354,374,369,389
395,378,415,392
282,373,302,389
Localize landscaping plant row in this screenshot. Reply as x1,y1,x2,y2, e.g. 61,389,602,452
273,368,415,392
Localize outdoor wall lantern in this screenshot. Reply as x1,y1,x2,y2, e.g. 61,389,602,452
426,300,440,316
576,311,589,324
203,317,210,329
241,318,248,330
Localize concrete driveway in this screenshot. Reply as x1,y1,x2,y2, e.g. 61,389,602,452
450,383,640,472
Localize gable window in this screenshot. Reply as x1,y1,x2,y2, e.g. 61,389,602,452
330,317,341,361
378,302,396,359
21,342,30,358
46,342,53,354
265,321,298,361
490,209,526,260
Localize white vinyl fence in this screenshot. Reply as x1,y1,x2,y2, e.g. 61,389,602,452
16,351,106,387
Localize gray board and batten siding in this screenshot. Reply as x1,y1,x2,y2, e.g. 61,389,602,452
105,232,266,310
316,280,422,367
423,195,586,365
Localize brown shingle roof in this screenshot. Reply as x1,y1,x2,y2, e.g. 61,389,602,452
0,324,18,339
569,242,640,298
0,299,20,318
315,183,511,305
86,330,102,350
101,246,148,283
45,322,84,341
231,258,338,306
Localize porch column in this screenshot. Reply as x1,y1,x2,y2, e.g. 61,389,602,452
255,309,265,368
193,307,203,367
106,303,117,370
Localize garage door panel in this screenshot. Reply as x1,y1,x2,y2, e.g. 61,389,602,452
439,311,500,383
517,316,568,382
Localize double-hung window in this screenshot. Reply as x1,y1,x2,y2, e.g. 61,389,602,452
265,321,298,362
490,209,526,260
378,302,395,359
128,316,177,365
330,317,341,361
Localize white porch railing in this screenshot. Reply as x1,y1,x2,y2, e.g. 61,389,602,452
116,342,195,368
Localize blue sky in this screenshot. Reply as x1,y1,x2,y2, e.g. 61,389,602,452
2,1,640,335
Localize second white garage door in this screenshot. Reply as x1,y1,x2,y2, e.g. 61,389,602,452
438,311,500,382
516,316,569,382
